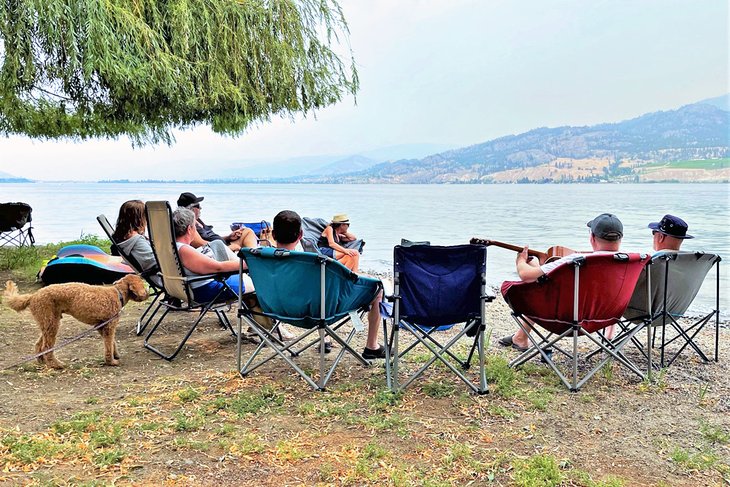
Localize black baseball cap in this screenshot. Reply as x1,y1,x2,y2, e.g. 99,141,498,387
586,213,623,241
648,214,693,239
177,192,204,207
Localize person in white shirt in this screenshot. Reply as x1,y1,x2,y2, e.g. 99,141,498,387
499,213,624,351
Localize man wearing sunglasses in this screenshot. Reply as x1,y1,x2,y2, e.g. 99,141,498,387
177,192,258,252
649,214,693,253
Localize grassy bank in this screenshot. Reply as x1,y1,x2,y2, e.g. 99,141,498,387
0,240,728,485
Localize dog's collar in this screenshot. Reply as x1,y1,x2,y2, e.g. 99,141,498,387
116,289,125,307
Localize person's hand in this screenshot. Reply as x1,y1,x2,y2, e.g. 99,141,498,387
345,248,359,257
516,246,529,265
225,229,243,243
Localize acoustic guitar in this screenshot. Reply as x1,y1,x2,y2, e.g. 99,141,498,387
469,238,576,264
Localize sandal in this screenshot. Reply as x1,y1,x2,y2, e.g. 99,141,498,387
498,334,527,352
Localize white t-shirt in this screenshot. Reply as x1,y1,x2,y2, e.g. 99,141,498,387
540,251,617,275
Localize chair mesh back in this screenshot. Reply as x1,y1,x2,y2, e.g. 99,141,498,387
502,253,648,334
241,248,381,328
394,244,485,327
625,251,719,320
0,202,32,231
145,201,190,302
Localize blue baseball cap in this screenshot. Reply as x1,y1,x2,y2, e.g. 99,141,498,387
648,214,693,239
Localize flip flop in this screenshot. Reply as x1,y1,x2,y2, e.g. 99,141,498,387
498,335,515,347
499,334,528,352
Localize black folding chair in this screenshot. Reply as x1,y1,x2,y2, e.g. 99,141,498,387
97,214,164,335
0,202,34,247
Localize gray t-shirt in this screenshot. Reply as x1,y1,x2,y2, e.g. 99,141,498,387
117,233,156,273
117,234,162,287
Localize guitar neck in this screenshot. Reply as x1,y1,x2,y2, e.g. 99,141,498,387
470,238,548,260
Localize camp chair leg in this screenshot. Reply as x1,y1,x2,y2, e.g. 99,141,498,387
390,323,400,392
215,309,235,336
238,316,322,390
477,328,487,394
136,292,163,336
664,312,715,366
145,305,213,361
383,317,392,391
574,323,647,390
396,326,467,366
396,322,484,393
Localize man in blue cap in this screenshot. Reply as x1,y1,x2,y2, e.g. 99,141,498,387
649,214,694,253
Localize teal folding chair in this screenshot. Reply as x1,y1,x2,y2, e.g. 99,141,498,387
237,247,382,391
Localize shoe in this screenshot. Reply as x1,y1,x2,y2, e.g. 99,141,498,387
498,335,515,347
540,348,553,364
362,345,387,360
241,329,261,345
278,326,296,341
498,334,528,352
324,339,332,354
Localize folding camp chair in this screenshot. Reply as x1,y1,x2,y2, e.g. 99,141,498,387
143,201,238,361
0,202,35,247
97,214,164,335
502,253,649,392
615,251,721,369
300,217,365,254
388,244,493,394
237,247,382,391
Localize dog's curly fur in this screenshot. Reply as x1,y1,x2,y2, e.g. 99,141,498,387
3,275,148,369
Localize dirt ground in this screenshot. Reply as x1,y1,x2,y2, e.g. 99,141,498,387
0,272,728,486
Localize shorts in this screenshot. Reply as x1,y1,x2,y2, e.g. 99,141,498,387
192,274,254,303
319,247,335,258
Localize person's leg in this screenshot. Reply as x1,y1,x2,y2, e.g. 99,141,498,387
334,250,359,272
228,227,258,251
365,291,382,350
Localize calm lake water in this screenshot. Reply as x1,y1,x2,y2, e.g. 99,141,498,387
2,182,728,317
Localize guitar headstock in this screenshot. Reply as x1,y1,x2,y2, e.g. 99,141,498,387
469,237,490,246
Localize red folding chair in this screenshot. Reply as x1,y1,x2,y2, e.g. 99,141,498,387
501,252,649,391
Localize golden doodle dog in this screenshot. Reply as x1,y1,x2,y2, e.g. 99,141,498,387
3,275,148,369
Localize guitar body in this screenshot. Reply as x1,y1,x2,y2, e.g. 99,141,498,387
544,245,576,263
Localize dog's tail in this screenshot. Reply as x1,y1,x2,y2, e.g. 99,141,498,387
3,280,32,312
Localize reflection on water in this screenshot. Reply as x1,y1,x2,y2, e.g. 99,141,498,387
3,182,728,317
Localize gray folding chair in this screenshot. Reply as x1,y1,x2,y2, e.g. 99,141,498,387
618,251,722,369
143,201,239,361
300,216,365,254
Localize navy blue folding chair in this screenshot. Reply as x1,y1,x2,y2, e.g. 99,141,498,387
387,244,492,394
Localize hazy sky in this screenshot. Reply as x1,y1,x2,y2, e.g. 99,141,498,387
0,0,727,180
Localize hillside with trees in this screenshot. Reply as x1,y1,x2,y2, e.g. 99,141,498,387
296,101,729,183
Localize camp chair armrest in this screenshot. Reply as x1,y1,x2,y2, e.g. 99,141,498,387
186,272,236,283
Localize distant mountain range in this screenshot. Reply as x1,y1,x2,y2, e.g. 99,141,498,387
0,170,32,182
4,96,729,184
291,94,729,184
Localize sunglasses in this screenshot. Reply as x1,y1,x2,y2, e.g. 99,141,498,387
191,204,201,209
